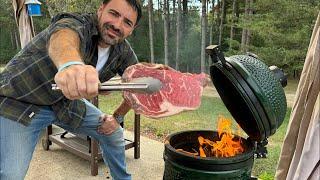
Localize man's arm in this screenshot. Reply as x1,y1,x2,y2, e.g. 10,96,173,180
97,99,131,135
48,29,82,67
98,42,138,134
113,42,138,123
48,29,99,100
113,99,131,123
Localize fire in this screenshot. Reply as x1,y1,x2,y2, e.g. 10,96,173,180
198,116,244,158
175,116,245,158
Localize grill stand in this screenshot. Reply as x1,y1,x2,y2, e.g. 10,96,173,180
41,96,141,176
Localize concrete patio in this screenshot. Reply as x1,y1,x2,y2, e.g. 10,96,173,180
25,128,165,180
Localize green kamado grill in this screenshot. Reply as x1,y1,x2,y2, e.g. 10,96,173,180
163,45,287,180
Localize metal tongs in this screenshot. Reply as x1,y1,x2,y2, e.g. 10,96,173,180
52,77,163,94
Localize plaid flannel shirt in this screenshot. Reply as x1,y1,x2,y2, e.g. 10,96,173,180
0,13,138,128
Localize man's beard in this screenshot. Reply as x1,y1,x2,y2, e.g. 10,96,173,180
99,23,125,46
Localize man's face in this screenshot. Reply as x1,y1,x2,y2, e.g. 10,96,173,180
97,0,138,47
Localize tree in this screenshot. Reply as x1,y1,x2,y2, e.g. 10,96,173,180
216,0,221,43
209,0,216,46
163,0,169,66
46,0,98,17
175,0,182,70
218,0,225,46
0,0,20,63
148,0,155,63
241,0,249,52
1,0,318,76
247,0,319,77
245,0,253,49
200,0,207,73
182,0,188,34
229,0,237,50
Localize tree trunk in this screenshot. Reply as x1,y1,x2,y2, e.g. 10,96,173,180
209,0,215,44
14,30,21,50
206,0,209,16
10,31,15,49
182,0,188,14
175,0,182,70
246,0,253,48
230,0,237,50
209,0,216,69
182,0,188,35
166,0,171,32
241,0,249,52
158,0,161,17
148,0,155,63
163,0,169,66
171,0,176,34
201,0,207,73
218,0,225,46
216,0,221,39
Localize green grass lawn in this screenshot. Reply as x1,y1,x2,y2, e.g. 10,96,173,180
99,91,292,180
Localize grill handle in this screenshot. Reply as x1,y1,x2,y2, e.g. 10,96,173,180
254,139,268,158
206,45,232,70
269,66,288,87
206,45,225,64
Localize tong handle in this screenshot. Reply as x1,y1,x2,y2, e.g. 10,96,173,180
51,83,148,91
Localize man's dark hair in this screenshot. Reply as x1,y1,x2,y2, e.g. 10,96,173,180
103,0,142,25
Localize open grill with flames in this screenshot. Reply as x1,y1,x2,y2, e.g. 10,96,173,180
163,45,287,180
164,130,255,179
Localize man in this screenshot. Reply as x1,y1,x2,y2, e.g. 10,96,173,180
0,0,141,179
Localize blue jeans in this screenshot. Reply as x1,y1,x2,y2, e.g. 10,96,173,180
0,99,131,180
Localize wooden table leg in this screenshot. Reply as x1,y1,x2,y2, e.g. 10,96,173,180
42,125,52,150
134,114,140,159
90,139,99,176
47,125,52,143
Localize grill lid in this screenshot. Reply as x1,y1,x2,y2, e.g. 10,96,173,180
206,45,287,142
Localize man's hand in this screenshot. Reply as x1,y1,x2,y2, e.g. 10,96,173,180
98,114,120,135
54,64,99,100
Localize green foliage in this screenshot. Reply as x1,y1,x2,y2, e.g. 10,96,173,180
46,0,99,16
0,0,319,74
0,26,18,63
0,0,17,63
127,8,152,62
0,49,18,64
225,0,319,77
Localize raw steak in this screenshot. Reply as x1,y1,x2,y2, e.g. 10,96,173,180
122,63,209,118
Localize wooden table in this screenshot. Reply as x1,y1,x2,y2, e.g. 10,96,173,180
41,97,140,176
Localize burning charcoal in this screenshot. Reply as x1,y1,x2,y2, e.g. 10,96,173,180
176,148,198,156
191,148,198,154
203,145,211,157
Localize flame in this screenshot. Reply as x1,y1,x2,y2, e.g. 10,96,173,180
198,115,244,158
198,136,207,157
